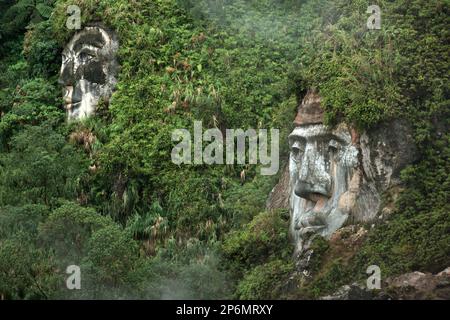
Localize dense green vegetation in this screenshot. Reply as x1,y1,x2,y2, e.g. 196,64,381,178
0,0,448,299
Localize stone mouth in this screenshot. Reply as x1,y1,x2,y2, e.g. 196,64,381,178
294,182,330,200
308,192,330,202
298,225,326,236
297,223,326,229
65,101,81,106
295,211,327,232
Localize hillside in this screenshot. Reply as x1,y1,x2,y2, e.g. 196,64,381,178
0,0,448,299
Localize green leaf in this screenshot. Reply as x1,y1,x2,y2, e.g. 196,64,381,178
35,3,52,19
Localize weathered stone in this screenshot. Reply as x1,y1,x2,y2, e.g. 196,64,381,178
279,90,418,257
360,119,418,191
319,268,450,300
329,226,368,247
293,90,324,126
266,164,290,211
320,283,374,300
384,268,450,300
59,25,119,120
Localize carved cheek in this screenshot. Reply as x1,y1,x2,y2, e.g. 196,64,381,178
63,86,73,104
289,154,300,185
338,191,356,215
59,60,76,85
76,61,106,84
337,169,360,214
85,61,106,84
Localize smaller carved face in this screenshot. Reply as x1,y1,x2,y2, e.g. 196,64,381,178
288,124,359,253
59,26,118,120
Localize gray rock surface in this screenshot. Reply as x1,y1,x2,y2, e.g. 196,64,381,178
267,90,418,258
59,25,119,120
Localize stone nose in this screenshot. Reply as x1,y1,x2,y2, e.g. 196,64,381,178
58,60,75,86
294,181,317,199
294,144,331,199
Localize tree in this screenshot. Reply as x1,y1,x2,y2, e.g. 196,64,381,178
0,126,88,206
0,0,54,41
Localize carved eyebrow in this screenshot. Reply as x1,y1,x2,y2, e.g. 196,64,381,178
289,126,352,144
73,33,105,52
74,43,102,54
324,134,347,145
288,134,306,147
289,132,349,146
290,125,329,139
77,45,99,55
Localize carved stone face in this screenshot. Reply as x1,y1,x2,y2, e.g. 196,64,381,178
284,91,417,256
289,123,359,254
287,91,417,256
59,26,118,120
287,91,360,255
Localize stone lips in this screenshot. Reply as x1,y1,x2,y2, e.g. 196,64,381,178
294,90,324,126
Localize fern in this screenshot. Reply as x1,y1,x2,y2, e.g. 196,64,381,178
35,3,53,19
0,0,55,39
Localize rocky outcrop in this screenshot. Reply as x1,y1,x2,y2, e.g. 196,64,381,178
383,268,450,300
264,90,422,298
293,92,324,126
320,283,374,300
267,89,418,261
266,164,290,211
320,268,450,300
349,120,417,224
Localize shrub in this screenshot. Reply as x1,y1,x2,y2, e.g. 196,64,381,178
222,210,291,276
236,259,294,300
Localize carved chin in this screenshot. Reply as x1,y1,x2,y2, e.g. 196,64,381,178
67,93,98,120
291,191,353,253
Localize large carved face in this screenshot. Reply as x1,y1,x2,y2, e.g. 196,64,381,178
283,91,418,258
59,26,118,120
288,92,359,254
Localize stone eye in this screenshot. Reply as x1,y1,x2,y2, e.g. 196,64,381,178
328,139,339,152
291,141,304,162
79,52,95,63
